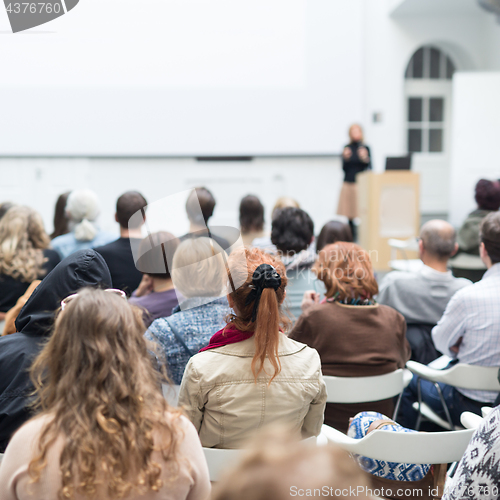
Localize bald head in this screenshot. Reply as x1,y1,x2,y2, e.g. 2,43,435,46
420,220,457,262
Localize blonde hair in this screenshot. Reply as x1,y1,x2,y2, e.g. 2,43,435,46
272,197,300,219
349,123,364,142
0,205,50,282
171,237,227,298
212,427,371,500
29,288,183,499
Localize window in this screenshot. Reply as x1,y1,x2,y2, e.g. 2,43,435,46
405,46,455,154
405,46,455,80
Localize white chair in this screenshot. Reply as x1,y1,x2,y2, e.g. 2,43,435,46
406,360,500,430
388,238,422,273
203,447,243,481
0,453,3,463
320,423,474,465
460,411,484,429
162,383,181,407
323,368,412,419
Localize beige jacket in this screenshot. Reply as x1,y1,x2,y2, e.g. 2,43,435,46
178,333,327,449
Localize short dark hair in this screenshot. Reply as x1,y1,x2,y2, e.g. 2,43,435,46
475,179,500,211
481,212,500,264
316,221,353,252
271,207,314,254
116,191,147,229
239,195,264,234
186,187,216,225
136,231,180,279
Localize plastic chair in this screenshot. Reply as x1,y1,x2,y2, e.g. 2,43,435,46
388,238,422,273
203,447,243,481
320,423,474,465
460,411,484,429
162,383,181,407
406,360,500,430
323,368,412,419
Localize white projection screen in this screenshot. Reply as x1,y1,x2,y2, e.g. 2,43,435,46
0,0,364,155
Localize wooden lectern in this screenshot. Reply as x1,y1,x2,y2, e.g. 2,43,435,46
357,171,420,271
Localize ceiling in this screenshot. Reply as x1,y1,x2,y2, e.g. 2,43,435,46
390,0,484,17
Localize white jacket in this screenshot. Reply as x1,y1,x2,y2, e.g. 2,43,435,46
178,333,327,449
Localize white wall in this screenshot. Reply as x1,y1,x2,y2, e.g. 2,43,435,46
0,157,343,237
448,73,500,227
0,0,366,156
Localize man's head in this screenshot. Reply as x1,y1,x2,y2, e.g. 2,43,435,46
115,191,147,230
419,220,458,264
239,195,264,234
271,207,314,255
480,212,500,268
186,187,216,227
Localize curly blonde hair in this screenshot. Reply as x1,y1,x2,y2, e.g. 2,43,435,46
29,288,183,499
0,205,50,282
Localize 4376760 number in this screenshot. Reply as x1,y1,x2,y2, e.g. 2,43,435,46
5,2,61,14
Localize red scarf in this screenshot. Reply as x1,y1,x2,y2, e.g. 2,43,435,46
199,325,253,352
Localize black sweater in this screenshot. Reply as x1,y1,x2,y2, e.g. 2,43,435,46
342,142,371,183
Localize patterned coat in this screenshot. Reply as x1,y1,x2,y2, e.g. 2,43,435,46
145,296,230,385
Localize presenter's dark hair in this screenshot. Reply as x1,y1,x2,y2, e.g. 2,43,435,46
475,179,500,211
186,187,216,225
116,191,148,229
271,207,314,254
481,212,500,264
316,221,353,252
240,195,265,233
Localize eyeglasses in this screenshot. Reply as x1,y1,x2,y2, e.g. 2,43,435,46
60,289,127,311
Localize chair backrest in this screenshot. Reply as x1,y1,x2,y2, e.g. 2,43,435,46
407,361,500,391
203,447,242,481
162,383,181,407
460,411,484,429
320,424,474,465
323,369,406,404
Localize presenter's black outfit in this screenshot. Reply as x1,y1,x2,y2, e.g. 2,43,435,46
337,142,371,240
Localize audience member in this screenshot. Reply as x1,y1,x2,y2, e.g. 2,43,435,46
95,190,147,295
378,220,472,364
184,186,229,250
316,219,353,252
457,179,500,255
290,242,410,432
270,207,316,320
442,406,500,500
51,189,115,259
398,212,500,429
348,412,439,500
50,191,71,239
178,247,327,448
251,196,300,251
0,206,60,317
239,194,265,246
145,237,231,385
0,202,15,220
0,288,211,500
0,249,111,453
212,427,371,500
130,231,181,327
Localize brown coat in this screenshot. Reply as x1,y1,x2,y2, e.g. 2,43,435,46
289,301,411,433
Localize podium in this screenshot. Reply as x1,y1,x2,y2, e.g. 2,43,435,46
357,171,420,271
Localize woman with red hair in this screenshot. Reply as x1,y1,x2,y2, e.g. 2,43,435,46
289,242,410,433
178,247,327,449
